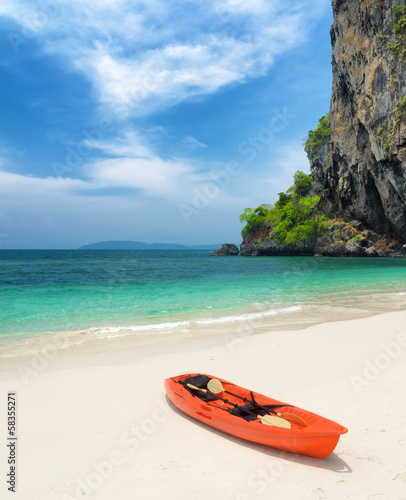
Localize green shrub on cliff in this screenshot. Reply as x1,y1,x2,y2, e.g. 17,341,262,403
240,171,329,244
395,96,406,117
378,6,406,62
383,96,406,149
304,115,331,160
239,205,272,237
287,171,313,197
269,194,328,245
392,6,406,35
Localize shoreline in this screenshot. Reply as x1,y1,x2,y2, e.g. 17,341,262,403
0,310,405,499
2,252,406,343
1,287,406,366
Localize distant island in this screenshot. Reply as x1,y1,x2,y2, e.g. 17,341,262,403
78,241,221,250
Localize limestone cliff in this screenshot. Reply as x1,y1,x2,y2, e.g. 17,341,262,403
240,0,406,257
310,0,406,243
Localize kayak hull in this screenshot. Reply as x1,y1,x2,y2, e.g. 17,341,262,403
164,373,348,459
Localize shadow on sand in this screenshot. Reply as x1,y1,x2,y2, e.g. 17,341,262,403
165,395,352,473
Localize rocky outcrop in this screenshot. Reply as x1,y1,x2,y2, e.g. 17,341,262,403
210,243,239,256
309,0,406,243
241,240,314,257
240,219,406,257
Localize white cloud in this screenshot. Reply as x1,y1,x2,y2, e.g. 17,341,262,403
2,0,329,117
77,39,264,117
182,136,206,151
214,0,269,15
87,156,199,200
0,131,213,203
85,130,152,158
81,131,209,201
0,171,87,194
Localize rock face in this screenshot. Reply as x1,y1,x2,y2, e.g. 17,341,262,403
210,243,239,256
240,219,406,257
310,0,406,243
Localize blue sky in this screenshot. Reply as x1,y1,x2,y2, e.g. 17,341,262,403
0,0,333,249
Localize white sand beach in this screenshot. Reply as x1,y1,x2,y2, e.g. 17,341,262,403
1,310,406,500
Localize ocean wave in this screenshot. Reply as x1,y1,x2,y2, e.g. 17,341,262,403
85,321,191,335
194,305,302,325
84,305,302,333
0,305,303,358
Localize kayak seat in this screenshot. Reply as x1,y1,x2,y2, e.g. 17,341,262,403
249,391,292,411
182,374,215,401
230,403,280,422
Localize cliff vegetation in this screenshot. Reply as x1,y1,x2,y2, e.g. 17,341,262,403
240,172,329,246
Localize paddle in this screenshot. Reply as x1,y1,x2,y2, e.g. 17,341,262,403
207,379,308,428
186,383,291,429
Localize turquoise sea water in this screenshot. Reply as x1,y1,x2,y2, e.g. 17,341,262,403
1,250,406,348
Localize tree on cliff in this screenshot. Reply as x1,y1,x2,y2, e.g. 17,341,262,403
240,171,328,244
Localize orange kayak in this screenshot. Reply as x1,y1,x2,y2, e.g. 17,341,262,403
164,373,348,459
